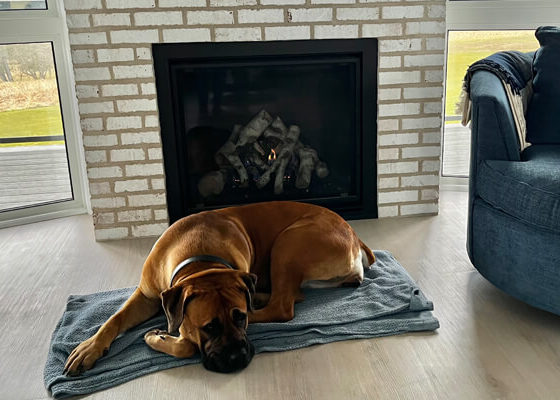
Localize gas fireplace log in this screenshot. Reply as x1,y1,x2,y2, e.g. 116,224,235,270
215,125,249,187
199,112,330,198
256,158,279,189
249,144,267,169
273,125,301,194
295,147,318,189
237,110,274,147
215,125,241,168
263,116,288,142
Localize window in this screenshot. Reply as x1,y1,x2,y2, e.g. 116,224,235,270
0,42,73,211
0,0,88,227
443,30,538,177
442,0,560,184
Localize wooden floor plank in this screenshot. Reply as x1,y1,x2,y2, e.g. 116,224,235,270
0,191,559,400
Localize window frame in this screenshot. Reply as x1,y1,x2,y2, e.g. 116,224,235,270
440,0,560,190
0,0,90,228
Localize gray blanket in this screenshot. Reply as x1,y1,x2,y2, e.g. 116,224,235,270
44,251,439,399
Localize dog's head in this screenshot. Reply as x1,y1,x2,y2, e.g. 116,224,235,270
160,269,257,373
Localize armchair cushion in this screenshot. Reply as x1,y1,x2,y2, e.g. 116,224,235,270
521,144,560,163
526,26,560,144
476,156,560,233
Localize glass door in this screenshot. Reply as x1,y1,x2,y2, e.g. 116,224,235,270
0,42,73,211
0,0,88,227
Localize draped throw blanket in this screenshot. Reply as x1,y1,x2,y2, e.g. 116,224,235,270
460,51,534,150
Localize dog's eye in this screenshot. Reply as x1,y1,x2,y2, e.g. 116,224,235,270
232,309,247,327
202,319,221,336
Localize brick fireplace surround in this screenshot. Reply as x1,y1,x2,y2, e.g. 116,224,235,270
63,0,446,240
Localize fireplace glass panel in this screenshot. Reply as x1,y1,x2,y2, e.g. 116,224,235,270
172,57,360,210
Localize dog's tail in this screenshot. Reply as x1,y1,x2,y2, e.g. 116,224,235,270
359,239,375,269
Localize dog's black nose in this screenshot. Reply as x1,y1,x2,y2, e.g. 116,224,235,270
203,340,254,373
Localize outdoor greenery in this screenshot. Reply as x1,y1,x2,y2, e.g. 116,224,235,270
0,42,63,147
0,105,63,137
445,30,538,117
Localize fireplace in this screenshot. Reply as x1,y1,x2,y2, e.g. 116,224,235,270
153,39,377,224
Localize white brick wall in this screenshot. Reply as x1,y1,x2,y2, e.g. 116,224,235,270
162,28,211,42
93,13,131,26
79,101,114,114
74,67,110,81
363,23,402,37
88,166,123,179
187,10,234,25
238,9,285,24
114,179,149,192
64,0,445,239
265,26,310,40
66,14,91,29
128,193,166,207
160,0,205,7
110,148,146,162
314,24,359,39
106,0,155,9
72,50,95,65
215,27,262,41
116,99,158,113
102,84,138,97
97,48,135,63
76,85,99,98
288,8,332,22
110,29,159,44
118,209,152,222
125,163,164,176
121,131,160,144
83,134,118,147
378,190,418,204
261,0,305,4
378,133,419,146
134,11,183,26
378,161,418,175
337,7,379,20
382,6,424,19
113,65,154,79
106,116,143,130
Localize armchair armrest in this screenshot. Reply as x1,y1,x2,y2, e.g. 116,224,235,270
467,70,522,261
469,70,521,163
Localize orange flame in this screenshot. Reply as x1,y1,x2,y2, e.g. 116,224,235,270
268,149,277,162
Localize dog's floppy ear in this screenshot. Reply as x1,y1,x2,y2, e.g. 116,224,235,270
160,285,195,333
240,273,257,311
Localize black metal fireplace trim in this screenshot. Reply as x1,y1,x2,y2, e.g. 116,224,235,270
153,38,378,223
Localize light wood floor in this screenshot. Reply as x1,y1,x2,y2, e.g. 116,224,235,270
1,191,559,400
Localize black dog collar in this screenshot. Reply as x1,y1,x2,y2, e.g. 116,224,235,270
170,255,236,287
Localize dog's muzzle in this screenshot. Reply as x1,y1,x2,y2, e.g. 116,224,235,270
202,338,255,373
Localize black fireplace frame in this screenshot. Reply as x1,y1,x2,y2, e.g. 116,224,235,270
153,38,378,223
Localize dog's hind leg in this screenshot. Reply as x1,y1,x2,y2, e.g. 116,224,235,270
249,217,357,323
64,288,160,375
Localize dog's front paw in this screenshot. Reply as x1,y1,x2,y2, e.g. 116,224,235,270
64,337,107,376
144,329,170,351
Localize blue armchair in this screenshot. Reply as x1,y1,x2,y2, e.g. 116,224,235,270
467,43,560,315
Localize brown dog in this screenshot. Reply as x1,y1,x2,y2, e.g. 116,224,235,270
64,201,375,374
